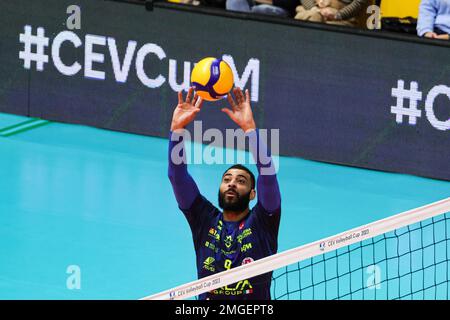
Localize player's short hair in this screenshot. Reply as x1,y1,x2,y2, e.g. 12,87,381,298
223,164,255,189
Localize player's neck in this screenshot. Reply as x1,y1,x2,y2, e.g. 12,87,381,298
223,208,250,222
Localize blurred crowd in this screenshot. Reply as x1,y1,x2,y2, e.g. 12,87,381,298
165,0,450,41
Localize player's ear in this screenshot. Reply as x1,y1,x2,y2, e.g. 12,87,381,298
250,189,256,201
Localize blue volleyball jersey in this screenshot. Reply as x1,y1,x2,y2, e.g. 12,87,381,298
181,194,281,300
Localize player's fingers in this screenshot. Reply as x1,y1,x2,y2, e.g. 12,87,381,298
239,88,245,103
236,87,244,104
196,97,204,109
227,93,237,111
186,87,194,103
193,93,199,106
232,88,238,104
178,91,183,105
233,87,240,103
221,108,235,120
188,109,200,122
245,89,250,103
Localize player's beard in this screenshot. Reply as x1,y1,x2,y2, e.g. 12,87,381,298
218,189,251,212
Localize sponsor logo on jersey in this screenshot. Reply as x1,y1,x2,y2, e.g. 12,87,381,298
237,228,252,243
203,257,215,272
211,279,253,296
208,228,220,241
241,242,253,253
205,241,218,252
224,235,234,249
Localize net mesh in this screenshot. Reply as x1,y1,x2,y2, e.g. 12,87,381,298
271,212,450,300
143,199,450,301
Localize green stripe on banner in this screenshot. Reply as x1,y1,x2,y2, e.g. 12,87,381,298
0,120,51,137
0,118,40,133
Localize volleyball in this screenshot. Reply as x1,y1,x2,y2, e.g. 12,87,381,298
190,57,234,102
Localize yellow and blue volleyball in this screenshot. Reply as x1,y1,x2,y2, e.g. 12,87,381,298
190,57,234,102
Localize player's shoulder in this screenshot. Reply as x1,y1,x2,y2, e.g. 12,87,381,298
248,202,281,234
183,193,221,215
252,201,281,217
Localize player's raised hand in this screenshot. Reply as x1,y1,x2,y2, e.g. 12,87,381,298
222,87,256,133
171,87,204,131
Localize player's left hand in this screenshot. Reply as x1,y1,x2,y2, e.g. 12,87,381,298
222,87,256,133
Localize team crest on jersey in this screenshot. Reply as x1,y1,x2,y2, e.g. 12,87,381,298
224,235,234,249
239,221,245,230
242,257,254,265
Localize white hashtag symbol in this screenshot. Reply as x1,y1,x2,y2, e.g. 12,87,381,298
391,80,423,125
19,25,49,71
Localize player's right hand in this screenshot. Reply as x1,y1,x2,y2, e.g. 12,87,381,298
170,87,203,131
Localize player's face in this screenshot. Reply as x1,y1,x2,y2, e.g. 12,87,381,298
218,169,254,212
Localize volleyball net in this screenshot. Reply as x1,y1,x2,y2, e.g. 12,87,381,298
142,197,450,300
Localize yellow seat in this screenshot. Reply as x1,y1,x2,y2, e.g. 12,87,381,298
380,0,421,18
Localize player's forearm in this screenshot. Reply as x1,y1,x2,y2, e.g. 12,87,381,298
247,129,281,212
168,131,200,210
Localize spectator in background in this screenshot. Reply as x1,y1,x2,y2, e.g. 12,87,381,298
170,0,225,9
417,0,450,40
200,0,226,8
226,0,299,17
295,0,368,27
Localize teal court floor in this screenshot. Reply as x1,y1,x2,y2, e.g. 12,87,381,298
0,112,449,299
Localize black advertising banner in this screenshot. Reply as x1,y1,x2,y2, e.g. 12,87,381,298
1,1,29,115
1,0,449,180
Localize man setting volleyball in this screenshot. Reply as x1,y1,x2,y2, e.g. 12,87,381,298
168,87,281,300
